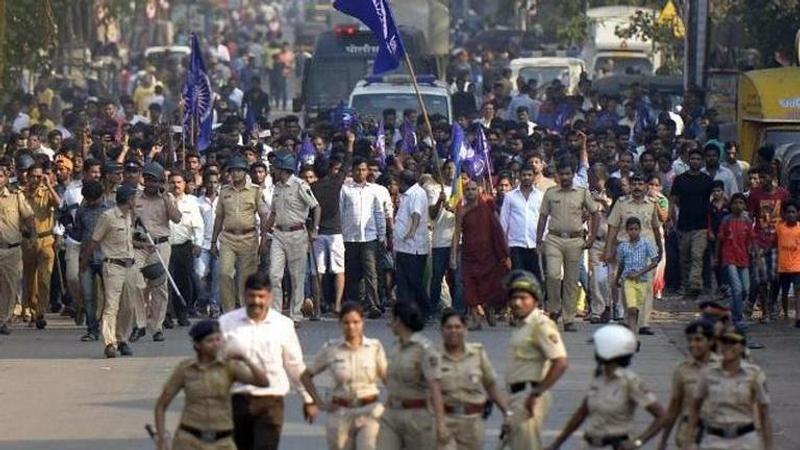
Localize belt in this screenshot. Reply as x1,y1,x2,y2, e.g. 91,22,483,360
135,236,169,245
509,381,540,394
331,395,379,408
549,230,584,239
104,258,135,268
0,242,21,249
444,402,484,415
179,424,233,443
705,423,755,439
583,434,629,447
388,397,427,409
224,227,257,236
37,231,53,239
275,223,305,232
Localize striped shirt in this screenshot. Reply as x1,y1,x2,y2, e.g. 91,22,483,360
616,238,658,280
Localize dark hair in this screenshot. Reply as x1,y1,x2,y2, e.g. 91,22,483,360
711,180,724,190
784,199,799,212
244,272,271,292
730,193,747,204
81,180,103,201
189,319,221,342
688,148,704,159
339,301,364,320
399,170,418,187
684,319,715,338
556,157,575,172
439,308,466,327
393,300,425,332
758,164,775,177
625,216,641,228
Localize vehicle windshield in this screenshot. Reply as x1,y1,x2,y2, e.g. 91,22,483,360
594,56,653,77
306,59,369,108
351,93,450,122
518,66,570,87
764,129,800,148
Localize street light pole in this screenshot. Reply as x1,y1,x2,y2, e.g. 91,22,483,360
684,0,709,89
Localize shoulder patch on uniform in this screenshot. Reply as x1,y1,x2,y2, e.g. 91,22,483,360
547,333,560,345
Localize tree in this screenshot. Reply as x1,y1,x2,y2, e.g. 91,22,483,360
0,0,58,90
615,8,685,74
719,0,800,66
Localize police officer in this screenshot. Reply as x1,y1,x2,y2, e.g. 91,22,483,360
545,325,665,450
376,301,449,450
504,270,568,450
0,165,35,335
210,155,269,313
154,320,269,450
265,152,320,322
300,302,387,450
81,184,139,358
438,308,510,450
536,157,598,332
102,161,124,208
658,319,717,450
685,329,773,450
130,161,181,343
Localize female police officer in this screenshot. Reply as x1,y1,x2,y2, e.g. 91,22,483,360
154,320,269,450
300,302,388,450
545,325,665,450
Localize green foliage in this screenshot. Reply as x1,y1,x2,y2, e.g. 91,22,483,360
615,9,684,74
724,0,800,65
2,0,57,88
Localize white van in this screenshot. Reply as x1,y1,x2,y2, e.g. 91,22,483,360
348,75,453,123
509,57,586,94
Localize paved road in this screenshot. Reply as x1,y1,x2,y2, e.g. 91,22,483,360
1,310,798,450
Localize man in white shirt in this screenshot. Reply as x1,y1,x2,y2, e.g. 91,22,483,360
340,158,386,318
366,160,395,303
500,165,545,281
195,172,221,317
220,272,318,450
393,170,431,316
425,160,459,311
167,171,204,326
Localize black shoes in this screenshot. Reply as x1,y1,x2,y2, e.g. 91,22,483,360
35,317,47,330
177,317,191,327
129,327,145,343
563,322,578,332
163,319,175,329
118,342,133,356
153,331,165,342
104,344,117,358
366,308,382,319
0,324,10,335
638,327,655,336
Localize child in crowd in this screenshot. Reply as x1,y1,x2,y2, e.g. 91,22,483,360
616,217,660,335
776,200,800,327
717,193,755,329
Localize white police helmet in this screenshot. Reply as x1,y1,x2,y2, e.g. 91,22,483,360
593,325,637,361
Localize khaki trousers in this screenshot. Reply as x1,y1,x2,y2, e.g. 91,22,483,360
543,235,584,323
376,407,435,450
269,229,308,320
700,431,761,450
0,247,22,326
64,241,82,308
218,233,259,313
507,388,551,450
679,229,707,292
132,242,171,333
172,428,237,450
442,414,485,450
325,403,384,450
101,262,137,346
22,236,55,318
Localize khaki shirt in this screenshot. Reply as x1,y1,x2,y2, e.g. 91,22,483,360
506,308,567,384
584,368,657,437
272,175,318,227
161,358,240,431
672,356,719,417
606,196,660,243
91,206,135,259
440,342,497,405
386,333,441,400
24,186,58,235
696,361,770,427
217,183,267,233
307,337,387,401
0,186,33,244
133,192,180,239
540,185,597,234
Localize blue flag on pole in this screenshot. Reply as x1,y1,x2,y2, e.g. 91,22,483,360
333,0,406,74
183,34,214,152
400,119,417,153
297,136,317,173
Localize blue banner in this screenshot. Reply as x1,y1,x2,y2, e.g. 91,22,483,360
182,34,214,152
333,0,406,74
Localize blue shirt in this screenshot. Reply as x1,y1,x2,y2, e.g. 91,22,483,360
616,238,658,280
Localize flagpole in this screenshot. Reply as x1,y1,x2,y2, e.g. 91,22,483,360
403,53,442,181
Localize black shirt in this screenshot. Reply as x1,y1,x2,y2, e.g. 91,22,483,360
671,171,714,231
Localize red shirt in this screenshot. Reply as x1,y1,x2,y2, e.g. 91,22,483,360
747,187,789,249
718,214,755,267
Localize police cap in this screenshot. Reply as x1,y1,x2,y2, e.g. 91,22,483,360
142,161,165,181
116,183,138,203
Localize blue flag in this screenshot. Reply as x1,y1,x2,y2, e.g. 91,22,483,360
183,34,214,152
400,119,417,153
468,127,490,179
333,0,406,74
376,120,387,169
449,123,469,206
297,136,317,173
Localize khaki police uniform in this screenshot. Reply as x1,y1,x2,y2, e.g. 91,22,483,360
269,175,318,320
161,358,241,450
606,196,661,327
694,361,770,450
439,342,497,450
307,337,388,450
582,368,657,448
215,182,266,312
132,192,180,334
669,356,718,448
540,185,596,324
22,185,59,321
377,333,441,450
91,206,138,347
0,186,33,328
505,308,567,450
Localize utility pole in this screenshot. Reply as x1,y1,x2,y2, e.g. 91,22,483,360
684,0,709,89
